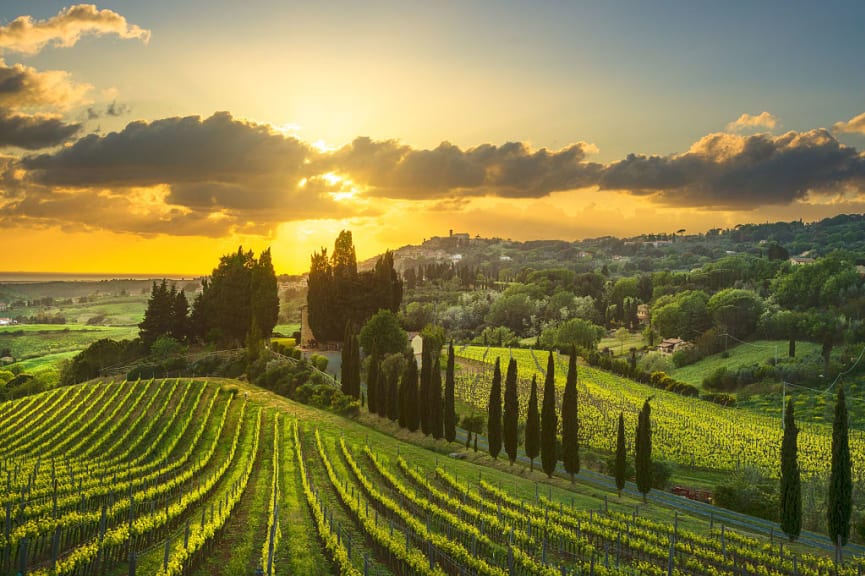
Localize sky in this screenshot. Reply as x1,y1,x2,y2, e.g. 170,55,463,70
1,1,864,275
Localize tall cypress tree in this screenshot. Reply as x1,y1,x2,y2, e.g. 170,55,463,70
431,356,443,439
635,398,653,503
376,369,388,417
388,373,399,421
561,347,580,480
351,335,361,398
366,344,379,414
780,398,801,541
487,357,502,460
420,346,432,435
406,358,420,432
503,358,519,464
541,351,558,478
444,342,457,443
615,412,626,497
341,323,353,397
398,357,411,429
829,385,851,564
524,375,540,472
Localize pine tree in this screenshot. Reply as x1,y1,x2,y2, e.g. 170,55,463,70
139,279,174,348
170,289,189,341
615,412,626,497
366,343,379,413
251,247,280,337
541,351,558,478
431,355,444,439
524,375,540,472
503,357,519,464
635,398,653,503
487,357,502,460
829,386,851,564
780,398,801,541
444,342,457,443
561,347,580,480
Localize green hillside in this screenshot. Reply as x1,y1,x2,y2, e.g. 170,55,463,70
1,377,862,575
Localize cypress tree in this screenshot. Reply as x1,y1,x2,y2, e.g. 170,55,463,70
388,372,399,421
487,357,502,460
376,369,387,417
829,385,851,564
524,375,540,472
561,346,580,480
444,342,457,443
351,335,361,398
503,357,519,464
341,323,353,397
541,351,558,478
398,358,410,429
431,356,443,439
615,412,626,497
780,398,801,541
635,398,653,503
406,358,419,432
420,347,432,435
366,344,379,414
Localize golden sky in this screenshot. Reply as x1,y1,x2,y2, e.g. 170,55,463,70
1,3,864,274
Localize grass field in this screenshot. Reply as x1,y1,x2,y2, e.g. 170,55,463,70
273,323,300,336
3,377,859,576
598,329,645,356
0,325,138,360
670,339,822,387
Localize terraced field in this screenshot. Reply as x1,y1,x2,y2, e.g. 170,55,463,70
1,377,863,575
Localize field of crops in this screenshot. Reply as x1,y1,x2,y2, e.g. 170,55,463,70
454,346,865,484
2,377,863,575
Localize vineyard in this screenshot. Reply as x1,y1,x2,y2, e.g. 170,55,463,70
454,347,865,483
2,377,864,575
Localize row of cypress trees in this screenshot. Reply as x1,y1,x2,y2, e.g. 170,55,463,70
487,347,654,502
359,339,458,442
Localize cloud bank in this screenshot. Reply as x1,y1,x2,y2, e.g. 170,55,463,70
0,4,150,55
726,111,778,132
3,111,865,236
834,112,865,135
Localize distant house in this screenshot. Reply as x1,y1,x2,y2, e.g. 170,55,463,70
637,304,650,324
658,338,690,355
0,318,16,326
789,256,815,266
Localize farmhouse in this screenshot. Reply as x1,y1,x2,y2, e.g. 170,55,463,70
657,337,690,355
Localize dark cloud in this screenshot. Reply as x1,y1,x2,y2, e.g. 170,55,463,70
599,130,865,208
5,112,359,236
85,100,131,120
0,59,89,110
0,108,80,149
326,137,602,199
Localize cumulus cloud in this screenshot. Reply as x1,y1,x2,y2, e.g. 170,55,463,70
0,108,81,149
0,59,91,111
5,110,865,237
324,137,602,199
726,111,778,132
833,112,865,135
5,112,360,236
599,129,865,208
0,4,150,55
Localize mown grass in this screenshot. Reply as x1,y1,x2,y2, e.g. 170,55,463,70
0,325,137,360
